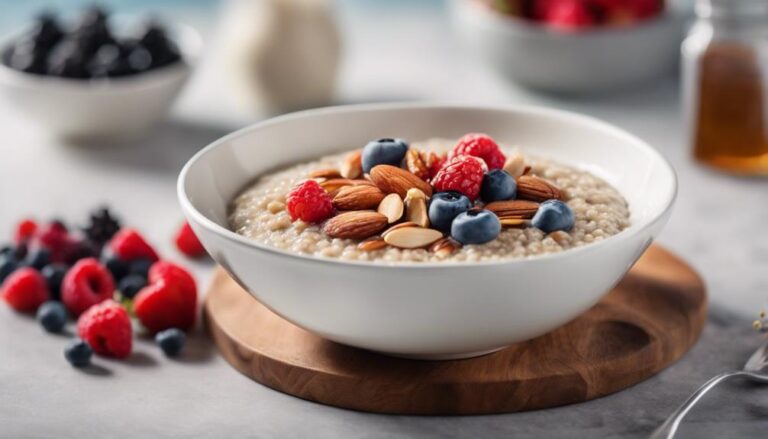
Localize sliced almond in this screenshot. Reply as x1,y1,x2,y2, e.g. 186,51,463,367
333,185,386,210
309,168,342,179
485,200,539,218
357,236,388,252
383,227,443,249
499,217,529,228
323,211,389,239
369,165,433,198
549,230,571,245
405,149,430,181
341,151,363,179
404,187,427,202
503,152,526,179
377,193,404,223
429,237,461,257
381,221,418,238
516,176,562,202
405,196,430,228
320,178,356,194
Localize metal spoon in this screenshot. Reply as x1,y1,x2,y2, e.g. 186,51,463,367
650,339,768,439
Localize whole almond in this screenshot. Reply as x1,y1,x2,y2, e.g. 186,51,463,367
405,149,430,180
370,165,433,198
485,200,540,218
405,195,430,228
377,193,404,223
323,211,389,239
517,176,562,202
383,227,443,249
358,236,388,252
309,168,342,179
321,178,374,196
333,185,386,210
341,151,363,179
503,152,526,178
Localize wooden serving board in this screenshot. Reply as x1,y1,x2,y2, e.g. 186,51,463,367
204,245,707,415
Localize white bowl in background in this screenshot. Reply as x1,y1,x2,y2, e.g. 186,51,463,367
0,22,201,143
450,0,686,94
178,103,677,360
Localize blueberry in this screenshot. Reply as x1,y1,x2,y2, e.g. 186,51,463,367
29,11,64,51
361,138,409,173
127,45,152,73
102,254,129,281
47,39,89,78
41,264,68,300
428,191,472,232
14,242,29,261
481,169,517,203
26,248,51,270
88,43,135,78
129,258,152,278
64,339,93,367
118,274,146,299
451,210,501,245
155,328,186,357
6,38,48,74
37,301,68,333
0,259,17,283
531,200,575,233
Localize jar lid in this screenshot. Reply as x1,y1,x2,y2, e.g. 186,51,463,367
697,0,768,17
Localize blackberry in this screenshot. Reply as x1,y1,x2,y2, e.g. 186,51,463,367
83,207,121,244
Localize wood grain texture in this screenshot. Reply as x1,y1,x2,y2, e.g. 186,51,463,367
204,245,707,415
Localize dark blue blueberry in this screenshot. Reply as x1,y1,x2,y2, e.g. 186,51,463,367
450,210,501,245
361,138,409,173
37,301,68,333
26,248,51,270
14,242,28,261
0,245,13,258
155,328,186,357
64,339,93,368
118,274,147,299
0,259,17,283
41,264,68,301
481,169,517,203
129,258,152,278
428,191,473,232
531,200,574,233
102,253,129,281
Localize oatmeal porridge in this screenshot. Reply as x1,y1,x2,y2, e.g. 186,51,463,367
229,135,630,263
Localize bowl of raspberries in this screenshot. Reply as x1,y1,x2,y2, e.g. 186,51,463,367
0,6,201,142
450,0,686,93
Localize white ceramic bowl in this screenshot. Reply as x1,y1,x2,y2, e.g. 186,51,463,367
450,0,685,94
0,22,201,143
179,104,677,360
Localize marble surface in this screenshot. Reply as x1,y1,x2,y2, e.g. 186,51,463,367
1,1,768,438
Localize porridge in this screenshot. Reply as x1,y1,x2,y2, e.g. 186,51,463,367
229,135,630,263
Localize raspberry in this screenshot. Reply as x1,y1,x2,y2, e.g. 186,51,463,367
1,267,49,312
449,134,506,170
431,155,488,201
285,180,334,223
61,258,115,316
77,300,132,358
174,221,206,258
108,228,159,262
148,261,197,299
14,219,38,244
134,278,196,333
542,0,595,30
428,153,447,180
35,221,71,262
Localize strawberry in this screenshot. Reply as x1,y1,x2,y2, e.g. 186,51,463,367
134,261,197,333
174,221,206,258
108,228,159,262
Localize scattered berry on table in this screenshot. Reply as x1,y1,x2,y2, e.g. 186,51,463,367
428,191,473,232
285,180,334,224
361,138,410,173
1,267,50,312
108,228,159,262
26,247,51,270
431,155,488,201
101,253,129,281
531,200,575,233
36,301,68,333
481,169,518,203
0,259,17,284
77,300,132,358
449,133,506,170
148,261,197,298
155,328,186,357
41,264,67,301
82,207,121,244
61,257,115,316
35,221,71,262
118,274,146,299
64,338,93,368
62,239,99,265
174,221,206,258
134,262,197,334
129,258,153,278
541,0,595,30
14,219,38,244
451,210,502,245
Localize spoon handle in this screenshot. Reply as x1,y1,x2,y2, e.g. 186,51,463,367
649,371,742,439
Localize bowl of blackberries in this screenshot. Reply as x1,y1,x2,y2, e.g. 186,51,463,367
0,7,201,143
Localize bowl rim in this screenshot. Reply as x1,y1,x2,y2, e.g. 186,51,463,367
178,102,678,269
0,17,201,92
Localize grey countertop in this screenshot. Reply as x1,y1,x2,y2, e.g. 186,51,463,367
2,2,768,438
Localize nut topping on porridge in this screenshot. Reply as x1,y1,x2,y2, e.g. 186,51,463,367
229,133,630,263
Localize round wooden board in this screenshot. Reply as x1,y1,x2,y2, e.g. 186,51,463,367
204,245,707,415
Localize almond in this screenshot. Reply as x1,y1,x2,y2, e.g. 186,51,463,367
499,217,529,228
485,200,540,218
429,237,460,257
320,178,374,196
358,236,388,252
405,195,429,228
377,193,404,223
404,187,427,202
341,151,363,179
383,227,443,249
405,149,430,180
323,211,389,239
370,165,433,198
503,152,526,178
309,168,342,179
516,176,562,202
333,185,386,210
381,221,418,238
